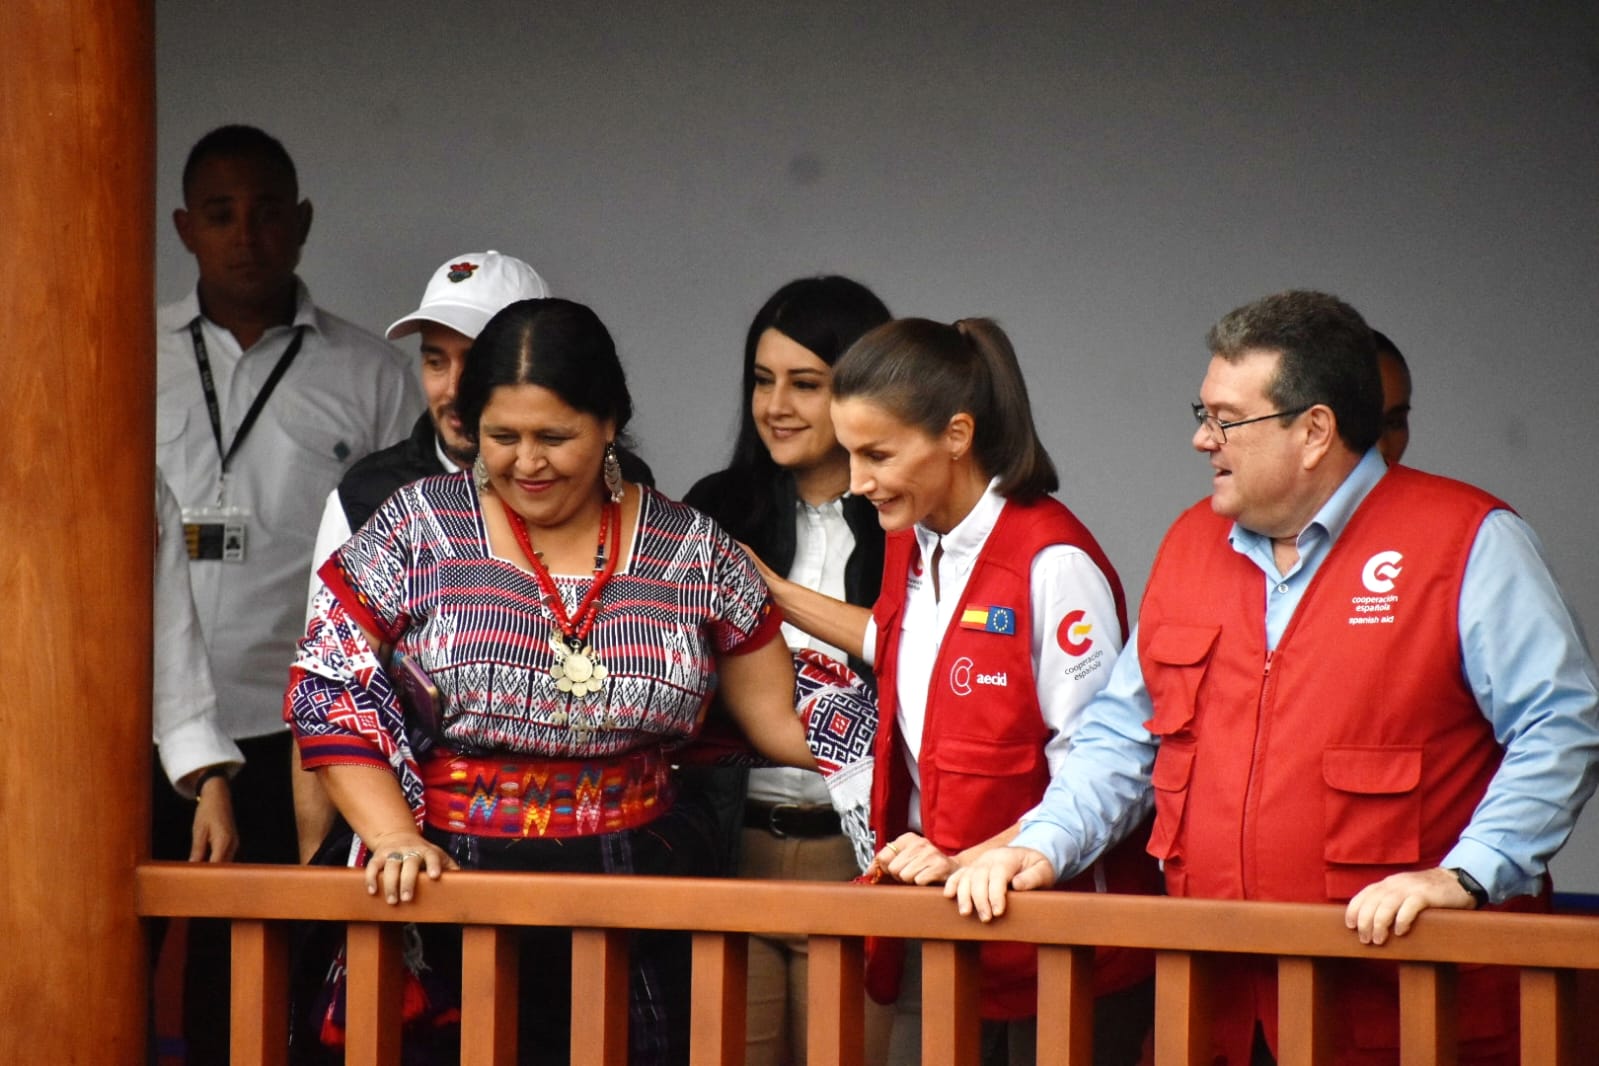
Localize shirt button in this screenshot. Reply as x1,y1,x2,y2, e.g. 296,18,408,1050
1276,583,1289,594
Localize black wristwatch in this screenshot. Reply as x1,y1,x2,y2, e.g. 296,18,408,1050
1449,867,1489,909
193,765,230,798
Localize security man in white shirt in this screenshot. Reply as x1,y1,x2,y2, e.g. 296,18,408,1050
153,124,422,1065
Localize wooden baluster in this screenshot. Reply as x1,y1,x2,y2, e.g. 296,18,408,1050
461,926,519,1065
807,935,866,1066
229,920,289,1066
1398,961,1456,1066
345,923,404,1066
1035,945,1095,1066
922,940,982,1066
1520,967,1575,1066
691,931,748,1066
1276,956,1333,1066
1153,950,1214,1066
571,928,629,1066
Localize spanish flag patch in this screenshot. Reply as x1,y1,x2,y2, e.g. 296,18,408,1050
959,605,1016,635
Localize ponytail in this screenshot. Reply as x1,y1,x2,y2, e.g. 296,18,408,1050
953,318,1057,498
834,316,1058,500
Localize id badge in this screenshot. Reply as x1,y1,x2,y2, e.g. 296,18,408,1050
182,505,250,562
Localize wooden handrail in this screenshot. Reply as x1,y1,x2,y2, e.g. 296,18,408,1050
135,863,1599,1065
135,862,1599,968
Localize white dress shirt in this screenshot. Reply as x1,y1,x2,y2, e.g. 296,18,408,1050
155,282,423,739
748,495,858,807
153,469,243,794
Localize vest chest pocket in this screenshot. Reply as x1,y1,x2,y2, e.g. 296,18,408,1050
1322,746,1423,893
1140,623,1220,739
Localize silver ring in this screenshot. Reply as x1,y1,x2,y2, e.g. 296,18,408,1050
386,851,405,863
402,849,423,860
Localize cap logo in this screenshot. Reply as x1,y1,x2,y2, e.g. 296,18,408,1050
447,262,479,283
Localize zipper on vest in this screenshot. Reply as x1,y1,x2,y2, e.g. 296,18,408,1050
1240,650,1276,896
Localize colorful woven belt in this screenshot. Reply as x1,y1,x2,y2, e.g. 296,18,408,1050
420,748,673,838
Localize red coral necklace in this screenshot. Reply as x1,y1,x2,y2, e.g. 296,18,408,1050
500,495,622,698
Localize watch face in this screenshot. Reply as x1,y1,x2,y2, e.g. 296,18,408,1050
1451,868,1488,908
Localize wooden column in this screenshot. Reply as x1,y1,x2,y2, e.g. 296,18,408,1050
0,0,155,1062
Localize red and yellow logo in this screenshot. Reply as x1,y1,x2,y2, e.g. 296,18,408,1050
1056,609,1093,656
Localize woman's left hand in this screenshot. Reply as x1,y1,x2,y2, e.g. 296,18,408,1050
362,830,458,905
869,832,960,886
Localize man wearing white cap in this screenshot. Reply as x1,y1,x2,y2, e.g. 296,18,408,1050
294,250,655,859
304,250,551,586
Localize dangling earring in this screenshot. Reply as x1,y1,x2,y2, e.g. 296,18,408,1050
603,442,624,503
473,453,491,493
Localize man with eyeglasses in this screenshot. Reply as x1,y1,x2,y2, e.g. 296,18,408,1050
948,290,1599,1065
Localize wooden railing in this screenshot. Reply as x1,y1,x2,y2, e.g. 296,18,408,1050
135,863,1599,1065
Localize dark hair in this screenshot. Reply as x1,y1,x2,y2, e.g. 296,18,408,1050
725,275,892,480
1372,329,1412,388
455,298,632,442
181,125,298,202
684,276,889,586
1205,290,1382,453
833,317,1058,500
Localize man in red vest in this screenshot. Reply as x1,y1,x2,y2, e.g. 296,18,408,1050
947,290,1599,1065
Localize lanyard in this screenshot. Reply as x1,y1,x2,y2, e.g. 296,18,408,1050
189,319,307,477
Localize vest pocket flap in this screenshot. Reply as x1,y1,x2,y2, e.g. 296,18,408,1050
1150,744,1195,792
931,734,1039,777
1322,747,1422,795
1144,624,1221,666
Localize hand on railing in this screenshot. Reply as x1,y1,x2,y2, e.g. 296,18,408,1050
868,833,960,885
1344,866,1480,946
190,774,239,863
944,846,1058,922
362,831,458,905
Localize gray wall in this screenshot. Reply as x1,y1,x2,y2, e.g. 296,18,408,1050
156,2,1599,890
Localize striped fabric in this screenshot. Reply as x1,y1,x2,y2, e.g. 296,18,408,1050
289,474,780,775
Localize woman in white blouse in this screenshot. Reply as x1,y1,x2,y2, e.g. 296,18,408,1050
685,275,892,1066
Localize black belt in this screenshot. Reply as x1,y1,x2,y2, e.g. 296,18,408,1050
744,800,841,838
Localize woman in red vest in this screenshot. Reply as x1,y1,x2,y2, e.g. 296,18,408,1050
753,317,1159,1066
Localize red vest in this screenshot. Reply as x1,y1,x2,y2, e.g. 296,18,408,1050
1140,465,1538,1062
867,496,1158,1018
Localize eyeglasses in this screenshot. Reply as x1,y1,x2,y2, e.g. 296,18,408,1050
1191,402,1313,444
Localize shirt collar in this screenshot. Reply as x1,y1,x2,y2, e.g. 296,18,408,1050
171,278,318,336
913,476,1005,569
1229,447,1389,555
799,491,849,518
435,436,462,474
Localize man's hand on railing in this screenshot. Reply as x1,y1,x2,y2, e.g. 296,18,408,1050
1343,866,1480,946
868,833,960,885
362,830,458,905
944,846,1057,922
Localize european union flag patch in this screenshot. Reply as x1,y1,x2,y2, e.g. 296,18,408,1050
959,604,1016,635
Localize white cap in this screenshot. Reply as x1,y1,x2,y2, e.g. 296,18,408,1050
385,251,551,340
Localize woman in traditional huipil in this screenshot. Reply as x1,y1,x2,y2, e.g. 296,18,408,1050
753,317,1160,1066
287,298,815,1065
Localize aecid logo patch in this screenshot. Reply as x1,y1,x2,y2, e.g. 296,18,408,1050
1361,550,1404,593
1349,550,1402,626
948,656,1007,696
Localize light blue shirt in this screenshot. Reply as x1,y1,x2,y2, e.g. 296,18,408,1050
1014,449,1599,902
